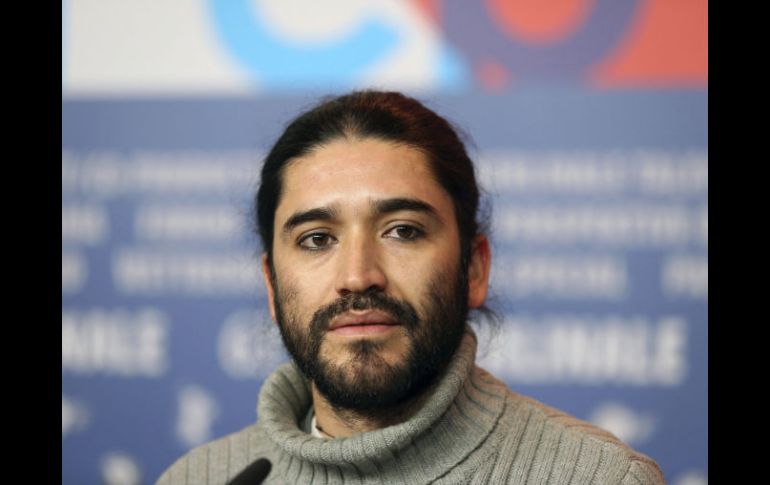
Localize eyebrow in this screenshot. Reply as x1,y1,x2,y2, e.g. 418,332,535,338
282,206,339,234
281,197,440,234
371,197,440,219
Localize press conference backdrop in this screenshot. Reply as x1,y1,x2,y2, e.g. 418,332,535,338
61,1,707,484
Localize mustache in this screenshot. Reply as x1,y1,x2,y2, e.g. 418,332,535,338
309,291,420,334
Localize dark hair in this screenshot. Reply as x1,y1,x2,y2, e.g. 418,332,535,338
256,90,488,266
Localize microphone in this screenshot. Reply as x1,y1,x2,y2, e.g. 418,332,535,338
226,458,272,485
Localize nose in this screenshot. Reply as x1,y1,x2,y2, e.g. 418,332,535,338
334,233,387,296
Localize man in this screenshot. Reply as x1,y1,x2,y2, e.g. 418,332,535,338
157,91,666,484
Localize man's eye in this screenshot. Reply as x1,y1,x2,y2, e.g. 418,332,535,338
384,225,424,241
298,233,334,250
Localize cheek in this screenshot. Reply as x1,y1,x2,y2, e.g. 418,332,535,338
271,273,301,318
388,251,459,305
273,271,327,325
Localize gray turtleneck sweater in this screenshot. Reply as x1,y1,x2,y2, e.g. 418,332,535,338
156,329,666,484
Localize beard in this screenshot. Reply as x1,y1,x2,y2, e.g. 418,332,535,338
271,262,469,414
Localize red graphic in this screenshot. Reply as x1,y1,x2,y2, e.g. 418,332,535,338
487,0,595,44
591,0,708,87
410,0,441,23
410,0,707,88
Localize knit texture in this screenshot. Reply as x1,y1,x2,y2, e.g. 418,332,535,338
156,328,666,484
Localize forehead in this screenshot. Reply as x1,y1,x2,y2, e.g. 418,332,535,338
277,138,454,218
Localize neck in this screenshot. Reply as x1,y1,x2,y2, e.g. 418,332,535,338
310,382,434,438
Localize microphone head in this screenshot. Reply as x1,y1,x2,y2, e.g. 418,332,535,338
226,458,271,485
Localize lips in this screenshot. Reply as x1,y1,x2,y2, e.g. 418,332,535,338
328,310,399,331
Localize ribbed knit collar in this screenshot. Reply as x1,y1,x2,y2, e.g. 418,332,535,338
256,327,508,483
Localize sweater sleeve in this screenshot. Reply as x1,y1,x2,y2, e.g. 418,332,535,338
155,425,259,485
621,459,667,485
155,454,188,485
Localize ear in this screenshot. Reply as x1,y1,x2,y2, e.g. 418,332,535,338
261,253,277,322
467,235,491,309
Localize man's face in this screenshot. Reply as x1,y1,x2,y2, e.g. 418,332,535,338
264,137,484,412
